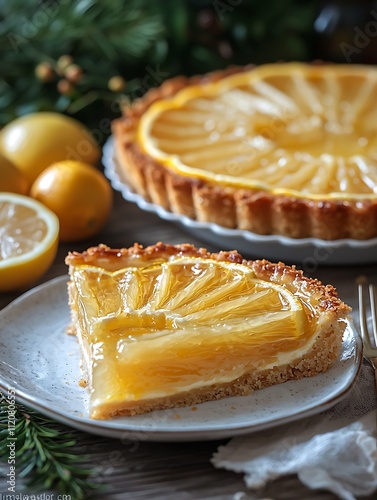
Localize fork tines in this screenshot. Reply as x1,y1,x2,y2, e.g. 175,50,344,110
358,281,377,354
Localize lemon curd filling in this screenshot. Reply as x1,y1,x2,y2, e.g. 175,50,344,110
138,63,377,200
70,257,320,418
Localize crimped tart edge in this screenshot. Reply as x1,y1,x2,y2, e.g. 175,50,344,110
111,66,377,240
66,243,351,417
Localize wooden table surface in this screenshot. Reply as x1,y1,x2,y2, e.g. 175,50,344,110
1,187,376,500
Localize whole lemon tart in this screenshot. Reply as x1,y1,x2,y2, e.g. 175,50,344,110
112,63,377,240
66,242,350,419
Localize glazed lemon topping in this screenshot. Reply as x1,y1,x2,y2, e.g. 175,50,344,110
71,257,318,412
138,63,377,200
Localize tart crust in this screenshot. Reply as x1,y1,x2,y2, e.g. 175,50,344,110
112,66,377,240
66,243,351,418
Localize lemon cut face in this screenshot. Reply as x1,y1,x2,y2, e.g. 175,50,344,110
139,63,377,200
0,193,59,291
71,257,313,410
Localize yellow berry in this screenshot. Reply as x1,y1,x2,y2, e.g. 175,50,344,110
108,76,126,92
35,62,55,82
56,55,74,74
65,64,83,83
57,79,74,95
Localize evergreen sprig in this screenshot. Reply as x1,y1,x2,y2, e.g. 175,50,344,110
0,393,101,499
0,0,320,130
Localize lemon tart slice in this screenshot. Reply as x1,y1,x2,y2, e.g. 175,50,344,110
113,63,377,240
66,242,350,419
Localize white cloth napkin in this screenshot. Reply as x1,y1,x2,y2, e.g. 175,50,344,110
212,361,377,500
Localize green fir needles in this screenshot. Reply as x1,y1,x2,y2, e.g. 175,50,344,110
0,0,319,130
0,392,100,499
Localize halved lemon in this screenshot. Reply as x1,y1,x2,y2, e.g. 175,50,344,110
139,63,377,200
0,193,59,292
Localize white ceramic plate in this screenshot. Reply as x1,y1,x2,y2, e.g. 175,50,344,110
102,136,377,266
0,276,362,442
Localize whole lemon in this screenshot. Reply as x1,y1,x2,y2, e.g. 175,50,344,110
0,112,100,187
30,161,113,242
0,152,29,194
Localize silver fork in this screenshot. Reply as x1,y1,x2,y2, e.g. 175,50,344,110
358,281,377,390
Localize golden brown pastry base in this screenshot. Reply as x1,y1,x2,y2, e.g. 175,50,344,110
112,67,377,241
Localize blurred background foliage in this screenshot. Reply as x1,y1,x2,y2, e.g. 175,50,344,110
1,0,376,134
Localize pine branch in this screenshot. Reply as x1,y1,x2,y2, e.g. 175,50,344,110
0,393,101,499
0,0,320,128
